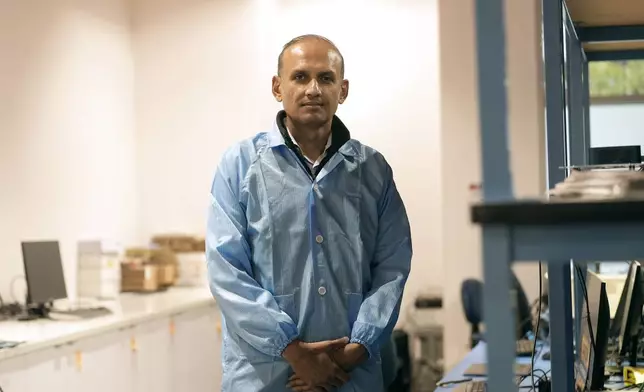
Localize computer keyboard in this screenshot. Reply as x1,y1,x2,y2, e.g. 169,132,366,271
454,376,523,392
516,339,536,356
0,340,22,350
464,380,486,392
50,307,112,319
464,362,533,377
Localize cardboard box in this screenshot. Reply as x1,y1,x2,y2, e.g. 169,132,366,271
123,245,179,290
157,264,177,287
151,234,205,253
125,246,177,266
121,263,159,293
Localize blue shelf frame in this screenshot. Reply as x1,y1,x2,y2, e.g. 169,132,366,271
473,0,643,391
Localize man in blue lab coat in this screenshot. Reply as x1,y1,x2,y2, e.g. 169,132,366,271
206,34,412,392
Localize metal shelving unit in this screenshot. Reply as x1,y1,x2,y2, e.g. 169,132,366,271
472,0,644,391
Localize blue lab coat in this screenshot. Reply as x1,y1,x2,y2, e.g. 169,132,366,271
206,112,412,392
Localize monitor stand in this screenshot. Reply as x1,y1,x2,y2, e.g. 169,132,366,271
17,302,51,322
629,338,639,366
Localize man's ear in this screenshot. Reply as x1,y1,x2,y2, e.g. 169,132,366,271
339,79,349,104
272,75,283,102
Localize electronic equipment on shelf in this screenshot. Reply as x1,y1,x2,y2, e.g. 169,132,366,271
516,339,536,357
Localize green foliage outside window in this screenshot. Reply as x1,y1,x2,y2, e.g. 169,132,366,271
589,60,644,97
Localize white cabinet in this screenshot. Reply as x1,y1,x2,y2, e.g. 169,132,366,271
69,328,135,392
0,304,221,392
133,319,173,392
0,355,38,392
171,308,222,391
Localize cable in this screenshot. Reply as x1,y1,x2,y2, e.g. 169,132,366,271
531,262,543,392
617,382,644,391
10,275,25,303
534,369,551,385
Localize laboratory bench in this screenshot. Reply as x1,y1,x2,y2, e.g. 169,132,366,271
0,287,221,392
436,342,551,392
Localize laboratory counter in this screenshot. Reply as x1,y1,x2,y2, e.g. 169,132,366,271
0,287,222,392
436,342,551,392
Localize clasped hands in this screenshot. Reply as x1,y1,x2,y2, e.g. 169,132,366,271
282,337,367,392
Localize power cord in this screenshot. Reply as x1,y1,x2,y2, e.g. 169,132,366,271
533,369,551,386
9,275,25,303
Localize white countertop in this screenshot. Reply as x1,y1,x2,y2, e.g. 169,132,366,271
0,287,216,362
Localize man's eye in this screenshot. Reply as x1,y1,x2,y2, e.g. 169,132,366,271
321,76,333,83
295,74,306,81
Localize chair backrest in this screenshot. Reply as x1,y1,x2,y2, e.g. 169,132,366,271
461,279,483,326
460,273,533,338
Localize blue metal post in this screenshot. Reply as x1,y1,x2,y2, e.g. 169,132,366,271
577,25,644,42
474,0,515,390
586,50,644,62
582,58,591,161
475,0,513,202
544,0,575,391
482,227,515,392
567,28,585,167
565,14,587,359
582,52,593,273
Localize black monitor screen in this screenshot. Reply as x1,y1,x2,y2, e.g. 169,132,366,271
21,241,68,304
575,270,610,392
589,145,642,165
610,261,643,357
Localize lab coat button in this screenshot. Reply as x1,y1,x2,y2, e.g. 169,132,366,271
315,235,324,244
318,286,327,296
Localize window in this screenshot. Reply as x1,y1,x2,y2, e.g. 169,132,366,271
590,60,644,101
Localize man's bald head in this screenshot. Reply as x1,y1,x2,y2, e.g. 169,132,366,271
277,34,345,78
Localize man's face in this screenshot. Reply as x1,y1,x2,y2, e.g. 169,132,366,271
272,39,349,127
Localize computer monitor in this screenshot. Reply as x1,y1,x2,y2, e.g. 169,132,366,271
21,241,68,311
609,261,643,364
575,270,610,392
589,145,642,165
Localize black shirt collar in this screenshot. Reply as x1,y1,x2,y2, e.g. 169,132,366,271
275,110,351,152
275,110,351,177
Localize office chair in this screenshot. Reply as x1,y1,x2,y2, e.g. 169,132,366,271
461,273,533,348
461,279,483,348
387,330,411,392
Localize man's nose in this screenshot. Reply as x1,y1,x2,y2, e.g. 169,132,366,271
305,80,321,96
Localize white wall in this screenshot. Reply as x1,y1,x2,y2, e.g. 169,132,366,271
0,0,136,301
0,0,550,366
439,0,545,367
590,102,644,275
132,0,443,324
590,102,644,149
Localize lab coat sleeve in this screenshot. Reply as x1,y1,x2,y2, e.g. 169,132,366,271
206,151,299,358
350,163,412,358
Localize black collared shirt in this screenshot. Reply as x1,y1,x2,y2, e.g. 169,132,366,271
275,110,351,178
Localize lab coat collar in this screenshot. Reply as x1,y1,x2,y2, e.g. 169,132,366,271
269,110,357,158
